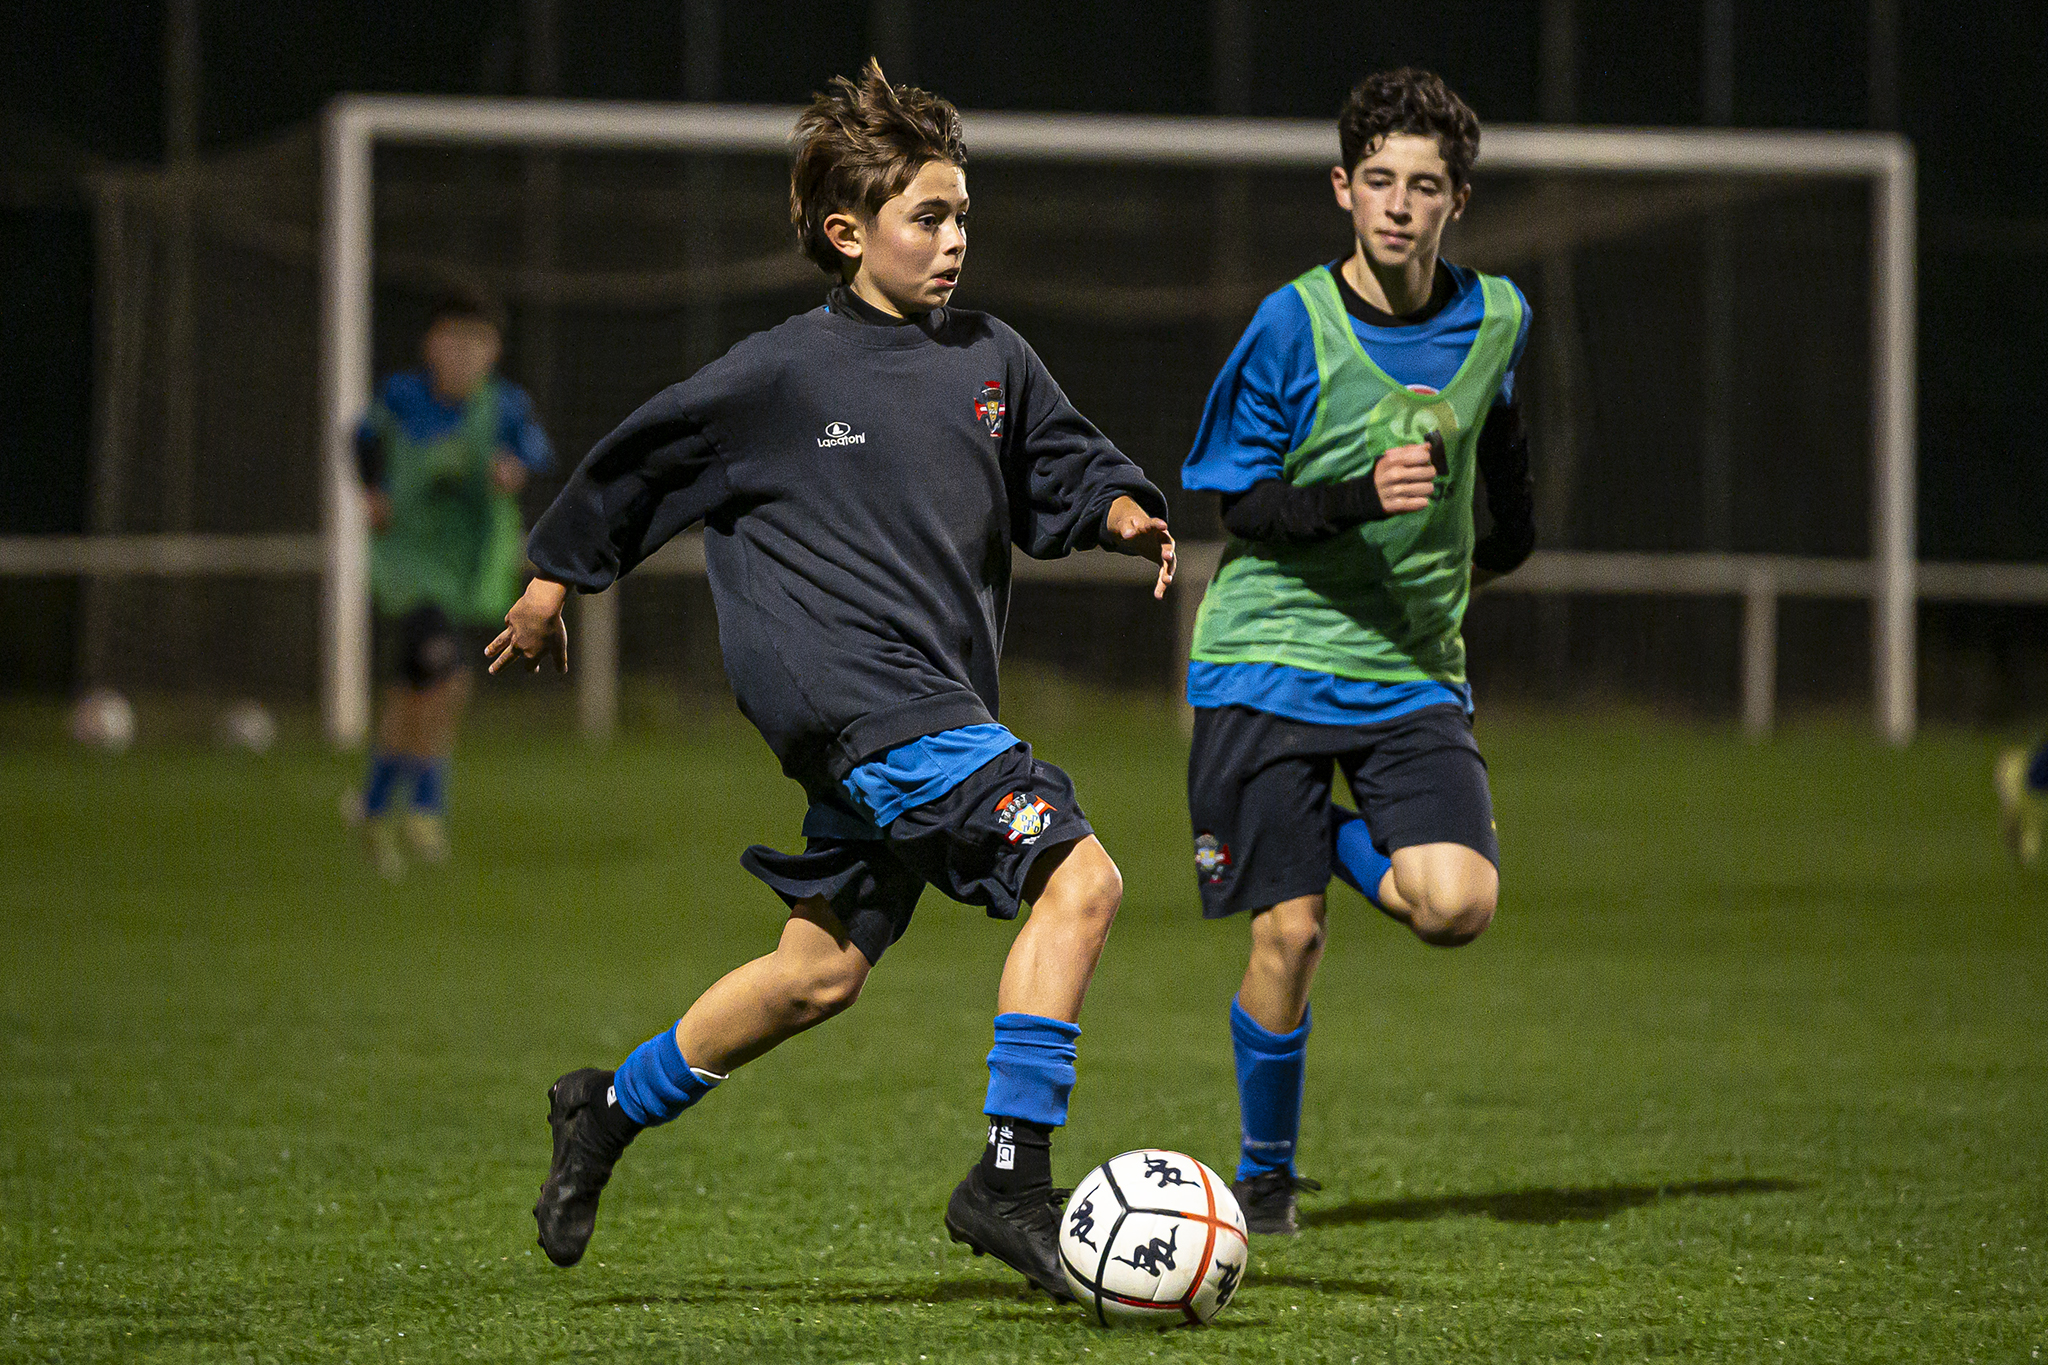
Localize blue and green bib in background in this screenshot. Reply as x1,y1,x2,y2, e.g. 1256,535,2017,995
368,380,526,625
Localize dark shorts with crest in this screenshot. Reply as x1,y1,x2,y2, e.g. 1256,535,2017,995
741,739,1093,966
1186,702,1497,920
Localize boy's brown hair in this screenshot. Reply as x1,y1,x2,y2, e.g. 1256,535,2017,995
789,58,968,277
1338,68,1480,189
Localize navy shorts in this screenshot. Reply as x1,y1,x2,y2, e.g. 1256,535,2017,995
379,604,475,690
741,740,1093,966
1186,702,1497,919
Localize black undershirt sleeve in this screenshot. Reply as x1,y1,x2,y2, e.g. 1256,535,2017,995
1217,475,1387,544
1472,397,1536,575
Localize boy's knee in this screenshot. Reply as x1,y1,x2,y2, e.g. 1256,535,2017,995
783,954,868,1024
1078,854,1124,920
1409,887,1496,947
1042,839,1123,925
1253,900,1327,967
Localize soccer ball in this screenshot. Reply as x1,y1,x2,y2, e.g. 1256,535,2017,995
215,700,277,753
1059,1149,1249,1328
70,688,136,753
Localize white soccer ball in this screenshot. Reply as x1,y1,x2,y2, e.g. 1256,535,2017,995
1059,1149,1249,1328
70,688,136,753
215,699,277,753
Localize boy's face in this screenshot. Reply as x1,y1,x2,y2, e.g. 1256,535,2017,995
825,159,968,316
422,315,502,402
1332,133,1468,272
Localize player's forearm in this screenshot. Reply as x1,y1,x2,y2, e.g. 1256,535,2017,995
1217,477,1385,545
1011,432,1165,558
1472,400,1535,577
526,391,730,590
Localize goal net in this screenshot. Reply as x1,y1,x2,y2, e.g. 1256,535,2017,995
76,102,1913,741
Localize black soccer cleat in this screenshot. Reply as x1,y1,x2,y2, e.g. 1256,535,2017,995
534,1067,637,1267
1231,1170,1322,1236
944,1166,1075,1302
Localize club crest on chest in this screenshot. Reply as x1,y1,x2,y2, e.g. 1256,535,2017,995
975,381,1005,438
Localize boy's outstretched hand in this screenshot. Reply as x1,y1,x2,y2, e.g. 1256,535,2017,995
1104,495,1176,600
487,577,571,674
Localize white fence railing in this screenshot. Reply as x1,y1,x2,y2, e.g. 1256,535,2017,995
12,535,2040,743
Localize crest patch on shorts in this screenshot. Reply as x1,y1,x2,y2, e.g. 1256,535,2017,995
1194,832,1232,882
993,790,1054,845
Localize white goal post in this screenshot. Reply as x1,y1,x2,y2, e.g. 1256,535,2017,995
318,95,1917,746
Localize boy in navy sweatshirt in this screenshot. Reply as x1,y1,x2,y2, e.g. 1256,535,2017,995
487,60,1175,1300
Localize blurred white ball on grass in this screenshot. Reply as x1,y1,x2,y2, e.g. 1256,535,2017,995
69,688,137,753
215,700,278,753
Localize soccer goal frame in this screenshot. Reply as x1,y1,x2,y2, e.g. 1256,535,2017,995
318,95,1917,746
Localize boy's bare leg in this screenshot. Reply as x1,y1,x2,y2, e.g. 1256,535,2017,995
1373,842,1497,946
995,835,1124,1023
411,668,472,759
379,670,471,762
535,896,869,1267
375,685,418,754
1237,893,1328,1034
944,835,1122,1301
675,896,872,1074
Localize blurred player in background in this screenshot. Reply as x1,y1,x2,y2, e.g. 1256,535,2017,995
1995,742,2048,865
488,62,1174,1300
352,289,553,878
1180,69,1536,1234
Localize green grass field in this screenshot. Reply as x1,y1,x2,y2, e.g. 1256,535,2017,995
3,680,2045,1363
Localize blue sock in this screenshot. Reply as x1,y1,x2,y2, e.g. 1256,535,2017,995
983,1012,1081,1127
412,759,448,815
611,1023,724,1126
1330,807,1392,908
2029,743,2048,793
363,752,412,817
1231,995,1310,1181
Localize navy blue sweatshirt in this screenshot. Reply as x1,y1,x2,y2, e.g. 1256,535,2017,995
526,293,1168,795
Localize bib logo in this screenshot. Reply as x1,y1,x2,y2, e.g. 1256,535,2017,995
993,790,1054,845
817,420,866,448
974,381,1005,438
1365,389,1459,446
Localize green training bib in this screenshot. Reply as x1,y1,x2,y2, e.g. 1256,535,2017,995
1190,265,1522,685
368,379,527,625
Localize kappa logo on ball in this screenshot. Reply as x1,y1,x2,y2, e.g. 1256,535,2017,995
993,790,1054,844
816,420,866,448
1194,832,1232,882
974,380,1005,438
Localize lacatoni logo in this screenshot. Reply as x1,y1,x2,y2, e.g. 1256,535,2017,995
817,420,866,448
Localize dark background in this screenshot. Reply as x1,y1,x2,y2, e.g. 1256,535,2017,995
3,0,2044,715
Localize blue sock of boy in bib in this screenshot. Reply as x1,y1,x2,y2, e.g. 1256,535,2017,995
1330,807,1392,908
1232,995,1310,1181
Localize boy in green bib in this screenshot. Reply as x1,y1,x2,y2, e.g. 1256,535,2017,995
351,290,553,877
1180,69,1536,1234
